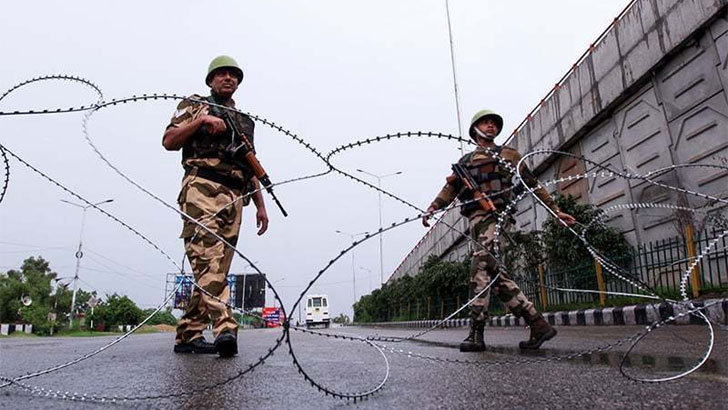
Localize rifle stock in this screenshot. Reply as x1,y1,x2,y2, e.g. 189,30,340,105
451,163,496,213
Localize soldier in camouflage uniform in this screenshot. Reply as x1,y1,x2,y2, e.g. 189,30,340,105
423,110,575,352
163,56,269,357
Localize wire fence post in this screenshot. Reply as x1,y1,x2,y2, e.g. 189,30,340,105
538,264,548,310
594,259,607,307
684,224,701,298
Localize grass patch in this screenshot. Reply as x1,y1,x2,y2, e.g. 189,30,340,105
0,331,38,338
53,325,159,337
54,329,118,337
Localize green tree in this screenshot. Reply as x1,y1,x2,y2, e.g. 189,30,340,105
89,293,143,330
542,194,631,270
141,307,177,326
501,230,544,276
0,257,58,334
52,286,96,326
353,256,469,323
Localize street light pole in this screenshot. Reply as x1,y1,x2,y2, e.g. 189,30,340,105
60,198,113,328
445,0,466,156
335,230,366,302
356,169,402,286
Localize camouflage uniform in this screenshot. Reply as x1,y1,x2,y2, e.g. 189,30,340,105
167,95,255,345
430,145,560,324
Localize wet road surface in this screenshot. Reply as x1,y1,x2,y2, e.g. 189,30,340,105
0,324,725,409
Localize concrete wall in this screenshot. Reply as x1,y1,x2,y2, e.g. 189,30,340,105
390,0,728,282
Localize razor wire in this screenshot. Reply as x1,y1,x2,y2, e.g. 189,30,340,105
0,74,726,403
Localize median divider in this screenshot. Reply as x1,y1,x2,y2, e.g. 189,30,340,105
353,298,728,328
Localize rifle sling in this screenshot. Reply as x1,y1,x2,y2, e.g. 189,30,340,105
184,165,248,192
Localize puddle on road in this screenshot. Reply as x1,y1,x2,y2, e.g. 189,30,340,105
406,339,726,377
491,345,727,376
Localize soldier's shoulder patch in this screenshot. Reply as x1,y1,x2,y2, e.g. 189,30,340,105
176,94,205,108
173,107,187,118
499,146,521,160
458,151,473,164
468,151,490,162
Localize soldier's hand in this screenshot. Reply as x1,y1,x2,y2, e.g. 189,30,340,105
256,207,269,236
201,115,227,134
556,211,576,227
422,206,436,227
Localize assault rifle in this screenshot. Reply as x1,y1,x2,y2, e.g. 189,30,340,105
448,163,496,213
210,104,288,217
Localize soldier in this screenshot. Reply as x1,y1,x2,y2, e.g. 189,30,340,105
163,55,269,357
422,110,575,352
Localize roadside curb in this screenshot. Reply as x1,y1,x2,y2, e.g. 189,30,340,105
353,298,728,329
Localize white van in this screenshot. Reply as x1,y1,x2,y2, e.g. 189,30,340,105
305,294,330,328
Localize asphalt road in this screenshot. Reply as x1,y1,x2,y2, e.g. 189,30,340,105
0,324,726,409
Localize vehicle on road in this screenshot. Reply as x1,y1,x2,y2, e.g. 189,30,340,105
305,294,330,328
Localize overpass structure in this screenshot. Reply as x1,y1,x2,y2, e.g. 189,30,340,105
391,0,728,282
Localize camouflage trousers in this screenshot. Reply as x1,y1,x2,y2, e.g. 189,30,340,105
175,172,243,344
469,214,538,323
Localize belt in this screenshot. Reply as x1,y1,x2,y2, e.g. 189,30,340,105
184,166,247,191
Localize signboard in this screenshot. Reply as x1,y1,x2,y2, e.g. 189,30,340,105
173,275,235,309
234,274,266,309
173,275,193,309
261,307,284,327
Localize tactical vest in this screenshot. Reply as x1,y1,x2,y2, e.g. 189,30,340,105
181,95,256,175
456,146,515,216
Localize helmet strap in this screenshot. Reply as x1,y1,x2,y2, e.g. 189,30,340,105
473,127,494,141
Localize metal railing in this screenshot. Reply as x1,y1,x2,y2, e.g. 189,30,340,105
363,228,726,322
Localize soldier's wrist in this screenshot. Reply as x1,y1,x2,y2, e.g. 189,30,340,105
431,198,448,210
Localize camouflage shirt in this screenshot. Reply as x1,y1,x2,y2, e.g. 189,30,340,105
430,145,560,218
166,94,256,183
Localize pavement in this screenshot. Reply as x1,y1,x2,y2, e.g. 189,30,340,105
0,324,725,409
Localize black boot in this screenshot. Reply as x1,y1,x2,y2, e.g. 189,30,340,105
174,337,217,354
459,321,485,352
215,330,238,358
519,314,557,350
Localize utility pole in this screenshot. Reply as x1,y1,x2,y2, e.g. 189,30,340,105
355,169,402,285
61,198,113,328
335,230,366,302
445,0,466,156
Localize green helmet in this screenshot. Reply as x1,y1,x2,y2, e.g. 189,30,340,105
469,109,504,139
205,55,244,86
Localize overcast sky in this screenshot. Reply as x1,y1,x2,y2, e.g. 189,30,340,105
0,1,629,319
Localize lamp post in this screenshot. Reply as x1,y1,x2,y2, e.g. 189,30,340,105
60,198,113,328
270,278,285,308
355,169,402,285
335,230,366,302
